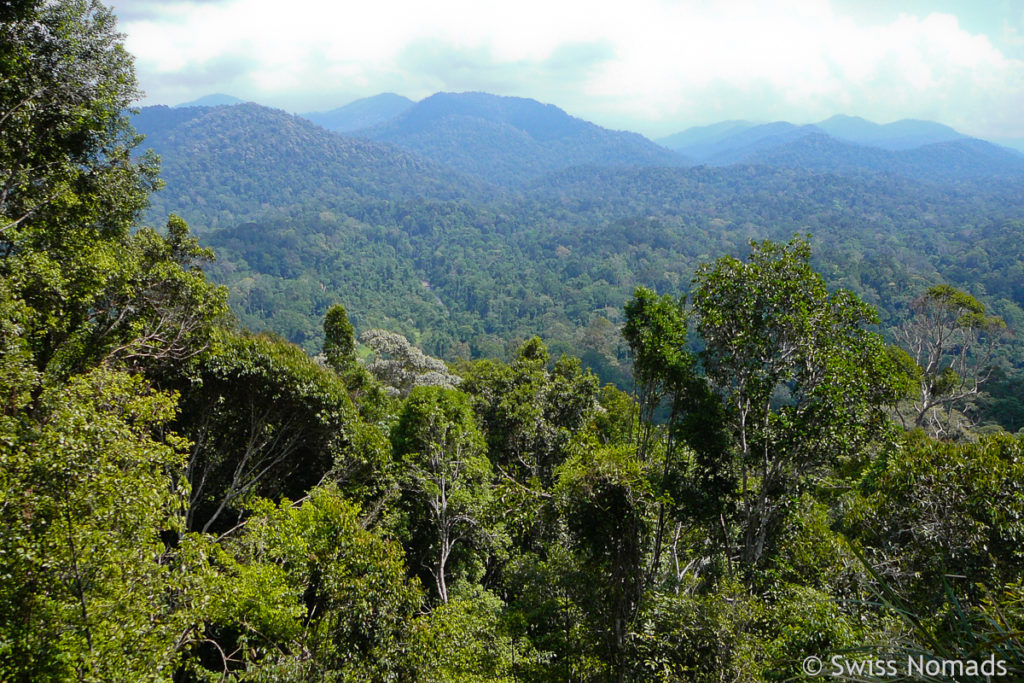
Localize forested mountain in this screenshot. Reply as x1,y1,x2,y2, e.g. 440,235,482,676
305,92,415,132
200,164,1024,417
174,92,246,107
659,115,1024,181
353,91,689,185
5,3,1024,681
814,114,966,149
131,97,1024,430
744,133,1024,181
133,103,495,229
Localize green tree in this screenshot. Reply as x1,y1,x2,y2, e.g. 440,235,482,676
217,486,423,680
171,330,360,534
323,303,356,373
691,237,900,568
895,284,1007,437
0,369,193,680
0,0,153,235
392,386,492,604
556,442,655,682
1,0,167,379
622,287,732,584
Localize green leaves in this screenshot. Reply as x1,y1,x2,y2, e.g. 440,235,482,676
0,368,190,680
690,236,899,567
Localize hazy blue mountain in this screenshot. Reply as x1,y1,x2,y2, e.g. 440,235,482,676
989,137,1024,155
814,115,966,150
742,133,1024,181
304,93,415,133
680,122,822,164
355,91,689,185
133,103,493,230
656,120,757,152
174,93,246,108
654,113,1024,181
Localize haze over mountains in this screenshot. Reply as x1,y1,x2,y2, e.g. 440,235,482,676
132,90,1024,382
134,101,493,228
160,90,1024,189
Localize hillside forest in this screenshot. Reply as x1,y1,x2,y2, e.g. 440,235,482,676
2,1,1024,682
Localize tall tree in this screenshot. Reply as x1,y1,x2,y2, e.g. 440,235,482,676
691,237,900,567
392,386,492,604
895,284,1007,437
1,0,165,378
323,303,356,373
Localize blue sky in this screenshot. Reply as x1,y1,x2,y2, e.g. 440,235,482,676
114,0,1024,140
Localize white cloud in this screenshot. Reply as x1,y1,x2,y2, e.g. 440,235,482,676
118,0,1024,137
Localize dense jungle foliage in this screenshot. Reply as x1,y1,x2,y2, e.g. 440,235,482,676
132,93,1024,433
2,1,1023,681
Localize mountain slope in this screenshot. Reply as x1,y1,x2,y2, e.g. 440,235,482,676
662,121,820,163
744,134,1024,181
814,115,966,150
133,103,494,229
304,93,415,133
174,93,246,108
356,91,688,185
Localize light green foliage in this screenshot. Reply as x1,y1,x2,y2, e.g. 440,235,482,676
412,585,546,682
760,585,858,681
692,236,901,567
0,368,190,680
171,329,360,533
628,582,761,682
392,386,492,603
216,487,422,681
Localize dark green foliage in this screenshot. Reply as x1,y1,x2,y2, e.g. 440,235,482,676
6,1,1024,679
360,91,687,186
458,338,601,489
170,330,360,533
174,166,1024,433
323,303,356,373
692,237,903,568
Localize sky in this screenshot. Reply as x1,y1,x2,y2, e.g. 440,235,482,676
114,0,1024,140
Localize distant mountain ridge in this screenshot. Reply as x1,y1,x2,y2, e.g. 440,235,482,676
174,93,246,108
133,103,493,230
143,92,1024,200
814,115,967,150
354,91,689,185
304,93,415,133
657,115,1024,181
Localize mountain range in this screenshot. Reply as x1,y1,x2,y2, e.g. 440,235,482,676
133,102,492,229
128,89,1024,409
149,91,1024,189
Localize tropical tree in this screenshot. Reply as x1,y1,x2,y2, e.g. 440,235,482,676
691,237,901,568
0,369,193,680
392,386,492,604
895,284,1007,437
